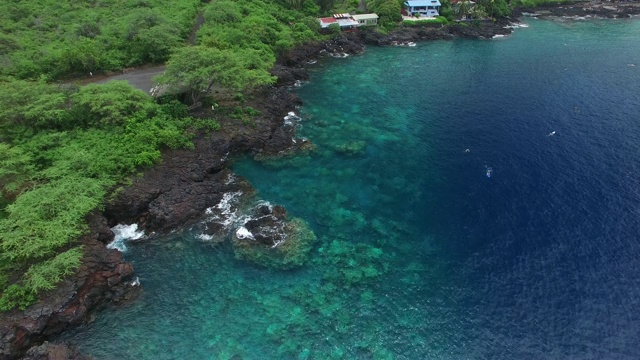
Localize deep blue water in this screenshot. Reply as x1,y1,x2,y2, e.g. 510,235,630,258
61,19,640,359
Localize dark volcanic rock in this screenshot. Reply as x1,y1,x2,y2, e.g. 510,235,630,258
271,35,366,87
243,205,288,246
21,342,90,360
0,213,136,360
273,20,513,87
514,1,640,19
104,86,303,233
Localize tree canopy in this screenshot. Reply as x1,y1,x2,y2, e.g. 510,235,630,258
158,46,275,104
0,0,201,80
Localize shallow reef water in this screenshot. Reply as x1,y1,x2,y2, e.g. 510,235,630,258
61,19,640,359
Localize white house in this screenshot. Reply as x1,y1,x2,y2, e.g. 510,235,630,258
352,14,379,26
318,13,360,30
405,0,442,17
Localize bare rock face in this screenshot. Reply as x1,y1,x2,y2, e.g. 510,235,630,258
0,213,137,360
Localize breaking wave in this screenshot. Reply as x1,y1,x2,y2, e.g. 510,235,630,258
108,224,145,252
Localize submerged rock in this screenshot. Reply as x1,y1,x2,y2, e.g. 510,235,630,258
333,140,367,156
21,342,90,360
318,240,388,286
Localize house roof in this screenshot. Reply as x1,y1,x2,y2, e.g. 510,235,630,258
336,17,360,27
352,14,379,20
406,0,442,6
319,17,337,24
319,16,359,28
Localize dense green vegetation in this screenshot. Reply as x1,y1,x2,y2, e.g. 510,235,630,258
0,0,201,80
0,80,199,310
159,0,323,100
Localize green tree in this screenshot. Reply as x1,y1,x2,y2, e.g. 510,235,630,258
158,46,275,105
0,79,71,138
454,0,473,18
70,81,153,127
367,0,402,27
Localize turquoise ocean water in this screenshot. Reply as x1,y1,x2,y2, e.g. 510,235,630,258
61,19,640,359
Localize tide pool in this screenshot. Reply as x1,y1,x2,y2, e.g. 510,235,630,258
61,18,640,359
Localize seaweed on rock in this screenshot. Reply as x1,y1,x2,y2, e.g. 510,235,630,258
232,216,317,270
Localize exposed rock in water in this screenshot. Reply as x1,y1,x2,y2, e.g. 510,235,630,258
232,205,317,270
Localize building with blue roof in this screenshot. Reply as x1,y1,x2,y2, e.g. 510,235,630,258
405,0,442,17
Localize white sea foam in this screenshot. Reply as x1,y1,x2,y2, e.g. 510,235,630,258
505,23,529,29
391,41,417,47
218,193,241,223
256,200,272,207
108,224,145,252
329,52,349,58
204,191,243,228
196,233,214,241
225,173,236,185
236,226,255,240
271,237,285,248
284,111,301,126
493,34,507,39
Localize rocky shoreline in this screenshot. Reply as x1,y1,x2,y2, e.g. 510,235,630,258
0,213,136,360
2,5,637,358
514,0,640,19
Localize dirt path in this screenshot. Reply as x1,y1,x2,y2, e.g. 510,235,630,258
69,6,209,93
95,66,166,94
188,12,206,45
